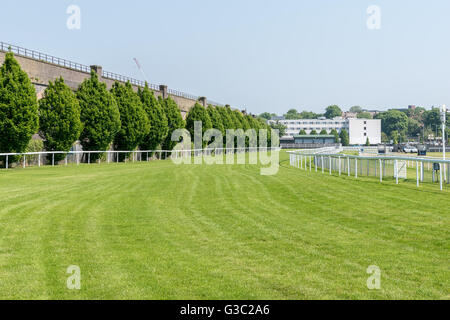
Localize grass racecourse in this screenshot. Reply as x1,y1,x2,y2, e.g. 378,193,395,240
0,151,448,300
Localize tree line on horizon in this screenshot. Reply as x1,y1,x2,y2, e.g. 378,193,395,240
259,104,450,144
0,52,273,165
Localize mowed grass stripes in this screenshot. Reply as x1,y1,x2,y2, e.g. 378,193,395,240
0,152,448,299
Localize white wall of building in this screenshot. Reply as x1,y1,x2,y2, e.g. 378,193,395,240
348,119,381,145
274,118,348,137
270,117,381,145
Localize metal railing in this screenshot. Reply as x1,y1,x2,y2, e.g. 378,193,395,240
0,41,226,105
101,70,159,90
0,147,280,169
0,41,91,73
281,143,341,149
287,150,450,191
167,88,198,101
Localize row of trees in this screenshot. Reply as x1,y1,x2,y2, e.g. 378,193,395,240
259,104,449,144
374,108,449,144
185,102,274,148
0,52,272,164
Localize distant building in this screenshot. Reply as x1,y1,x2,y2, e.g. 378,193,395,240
279,135,339,149
270,117,381,145
343,112,358,119
293,135,336,144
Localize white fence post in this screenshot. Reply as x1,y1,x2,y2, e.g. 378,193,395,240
338,157,341,176
416,161,419,187
347,157,350,176
329,157,332,175
395,159,399,184
379,159,382,182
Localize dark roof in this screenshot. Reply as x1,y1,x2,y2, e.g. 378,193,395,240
294,135,335,139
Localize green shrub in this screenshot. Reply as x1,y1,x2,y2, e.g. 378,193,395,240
0,52,39,161
111,82,150,161
340,129,349,146
77,72,121,161
39,77,82,161
138,84,168,152
160,96,185,151
207,105,225,136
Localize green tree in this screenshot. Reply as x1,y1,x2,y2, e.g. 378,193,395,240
235,110,250,131
319,129,328,135
216,106,234,131
269,122,287,137
160,96,185,151
259,112,276,121
284,109,300,120
77,71,121,161
185,103,212,142
0,52,39,160
407,118,421,139
299,129,307,135
390,130,400,144
357,111,373,119
330,129,339,143
299,111,321,119
39,77,82,161
138,84,168,152
350,106,363,113
340,129,349,146
111,82,150,160
376,110,408,137
365,137,370,146
324,105,342,119
207,105,225,136
423,108,441,128
310,130,318,135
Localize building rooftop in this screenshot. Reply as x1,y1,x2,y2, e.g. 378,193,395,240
294,135,336,139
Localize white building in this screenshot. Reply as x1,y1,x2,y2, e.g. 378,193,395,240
270,117,381,145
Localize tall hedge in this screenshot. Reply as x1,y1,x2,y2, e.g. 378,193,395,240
0,52,39,158
185,103,212,137
111,82,150,160
216,106,234,132
138,84,168,152
77,71,121,160
340,129,349,146
160,96,185,151
207,105,225,136
39,77,82,161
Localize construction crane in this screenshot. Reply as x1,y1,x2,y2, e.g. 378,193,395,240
133,58,149,83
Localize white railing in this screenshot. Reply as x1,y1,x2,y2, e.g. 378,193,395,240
0,147,280,169
287,150,450,191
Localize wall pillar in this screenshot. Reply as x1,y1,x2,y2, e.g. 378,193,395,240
90,65,103,80
159,85,168,99
198,96,207,107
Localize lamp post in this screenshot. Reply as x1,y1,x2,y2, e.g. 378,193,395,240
441,105,447,179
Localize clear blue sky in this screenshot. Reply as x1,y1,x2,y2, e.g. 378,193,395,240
1,0,449,115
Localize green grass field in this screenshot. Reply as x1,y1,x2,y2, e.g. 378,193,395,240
0,151,448,300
